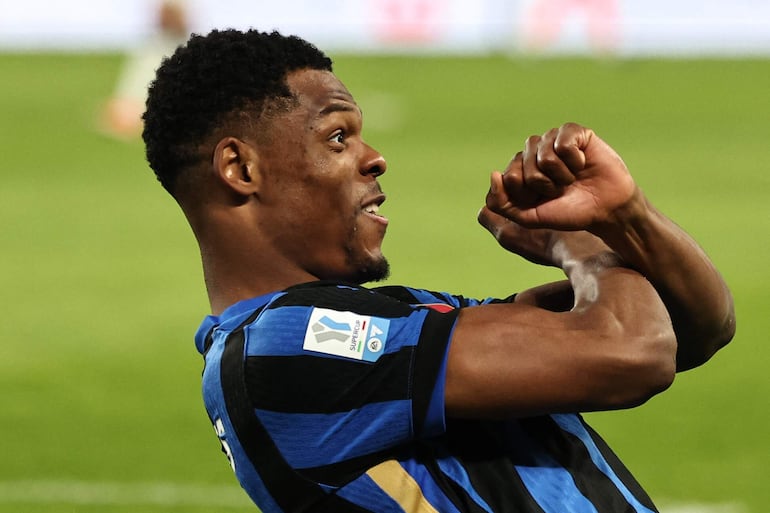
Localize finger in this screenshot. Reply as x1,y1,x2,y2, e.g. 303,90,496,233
481,202,564,264
502,150,524,176
500,152,541,210
553,122,590,172
537,128,577,186
522,135,562,199
486,171,515,216
477,205,527,247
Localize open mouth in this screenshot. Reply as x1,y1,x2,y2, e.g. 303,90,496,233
362,196,388,223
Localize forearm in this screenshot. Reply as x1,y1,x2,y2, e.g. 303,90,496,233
511,230,628,313
593,188,736,370
481,123,734,371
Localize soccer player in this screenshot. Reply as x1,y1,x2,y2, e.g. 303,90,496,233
142,29,735,512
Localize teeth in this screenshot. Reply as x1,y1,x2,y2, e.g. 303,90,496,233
364,204,379,214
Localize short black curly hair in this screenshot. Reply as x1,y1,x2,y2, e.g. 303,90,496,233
142,29,332,194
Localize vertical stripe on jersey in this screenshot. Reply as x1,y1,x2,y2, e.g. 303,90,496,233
579,420,658,512
433,456,495,512
366,460,441,513
552,414,658,513
397,457,474,513
334,472,418,513
411,309,458,438
521,415,656,513
202,327,285,513
515,462,599,513
220,319,370,513
438,419,548,513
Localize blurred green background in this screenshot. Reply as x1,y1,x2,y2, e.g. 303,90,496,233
0,52,767,512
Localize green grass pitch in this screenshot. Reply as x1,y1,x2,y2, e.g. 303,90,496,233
0,52,767,512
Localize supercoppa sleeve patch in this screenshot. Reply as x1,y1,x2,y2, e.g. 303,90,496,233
302,307,391,362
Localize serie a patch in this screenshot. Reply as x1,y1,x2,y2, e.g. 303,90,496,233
302,308,390,362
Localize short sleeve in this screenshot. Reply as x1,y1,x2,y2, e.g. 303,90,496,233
239,282,459,481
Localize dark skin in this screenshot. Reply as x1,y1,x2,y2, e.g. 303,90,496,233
176,68,735,420
178,69,388,314
481,127,735,372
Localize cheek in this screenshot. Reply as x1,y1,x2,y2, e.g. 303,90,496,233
268,150,358,229
283,182,356,240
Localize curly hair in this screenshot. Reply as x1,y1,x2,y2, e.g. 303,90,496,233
142,29,332,194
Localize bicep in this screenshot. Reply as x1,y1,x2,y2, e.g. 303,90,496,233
444,269,677,419
445,303,603,418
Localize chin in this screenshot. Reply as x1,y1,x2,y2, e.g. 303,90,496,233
352,256,391,284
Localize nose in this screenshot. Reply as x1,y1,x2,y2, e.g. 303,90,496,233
361,143,387,177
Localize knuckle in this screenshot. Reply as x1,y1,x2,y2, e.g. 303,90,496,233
506,151,524,168
542,127,559,139
553,135,581,158
536,152,561,168
525,135,541,147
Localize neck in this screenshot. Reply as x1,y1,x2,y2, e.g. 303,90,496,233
199,237,319,315
181,196,318,315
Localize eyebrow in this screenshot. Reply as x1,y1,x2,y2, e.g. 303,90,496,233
319,101,360,117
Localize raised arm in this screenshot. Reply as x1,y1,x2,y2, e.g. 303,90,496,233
445,234,677,418
444,123,734,419
485,123,735,371
590,191,735,370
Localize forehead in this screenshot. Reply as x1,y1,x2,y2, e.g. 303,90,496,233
285,69,359,117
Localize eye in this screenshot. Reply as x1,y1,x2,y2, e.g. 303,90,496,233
330,130,345,145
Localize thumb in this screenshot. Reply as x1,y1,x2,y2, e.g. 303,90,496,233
485,171,524,222
477,205,508,238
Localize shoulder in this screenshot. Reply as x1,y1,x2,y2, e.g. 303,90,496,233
245,282,461,362
268,281,416,317
373,284,515,309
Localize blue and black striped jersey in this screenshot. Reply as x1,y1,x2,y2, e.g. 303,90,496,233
195,281,658,513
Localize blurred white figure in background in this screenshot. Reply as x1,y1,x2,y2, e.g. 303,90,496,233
100,0,189,140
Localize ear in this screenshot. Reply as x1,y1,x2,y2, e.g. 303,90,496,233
212,136,261,197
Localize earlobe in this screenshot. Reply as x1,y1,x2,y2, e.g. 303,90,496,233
213,137,260,197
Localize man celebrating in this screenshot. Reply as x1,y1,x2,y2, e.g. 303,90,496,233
143,29,735,512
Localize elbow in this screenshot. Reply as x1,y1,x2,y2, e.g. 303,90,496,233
676,304,737,372
713,286,738,350
703,308,737,360
712,306,737,355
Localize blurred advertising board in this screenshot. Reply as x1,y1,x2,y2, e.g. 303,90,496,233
1,0,769,55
